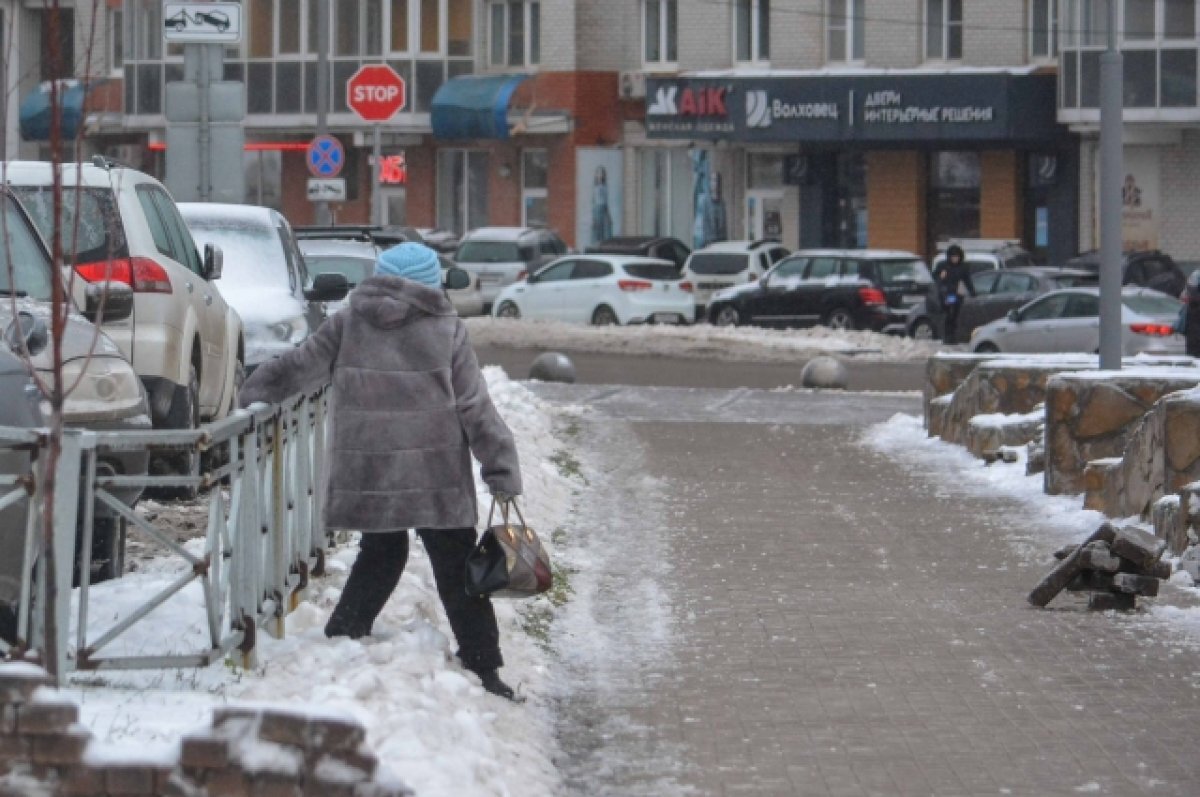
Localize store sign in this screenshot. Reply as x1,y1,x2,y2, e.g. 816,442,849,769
379,154,407,185
646,73,1062,145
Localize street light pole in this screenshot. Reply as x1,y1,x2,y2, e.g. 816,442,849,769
315,0,332,225
1098,0,1124,370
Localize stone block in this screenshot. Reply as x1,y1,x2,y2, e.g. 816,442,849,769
1029,523,1117,607
0,734,31,768
1075,384,1148,440
205,767,251,796
353,782,415,797
180,735,230,770
0,665,51,707
1120,558,1172,579
0,706,16,735
1079,542,1121,573
17,702,79,735
1165,398,1200,472
1053,544,1078,561
59,764,109,796
251,772,302,797
1087,592,1137,611
1110,524,1167,569
29,730,90,766
1152,496,1188,555
104,763,160,795
305,718,366,756
1111,573,1161,597
257,712,309,751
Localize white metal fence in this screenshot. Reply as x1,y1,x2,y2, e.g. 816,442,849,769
0,389,329,677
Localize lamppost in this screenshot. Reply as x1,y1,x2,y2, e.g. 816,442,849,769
1098,0,1124,370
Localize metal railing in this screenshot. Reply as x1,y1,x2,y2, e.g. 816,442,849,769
0,389,330,677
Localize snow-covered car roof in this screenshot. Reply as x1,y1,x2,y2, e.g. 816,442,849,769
789,248,922,260
461,226,541,242
2,160,157,188
178,202,278,226
695,239,783,254
298,238,379,258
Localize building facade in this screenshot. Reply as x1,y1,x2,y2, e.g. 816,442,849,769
1059,0,1200,264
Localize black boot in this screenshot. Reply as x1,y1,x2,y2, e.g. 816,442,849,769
473,669,523,702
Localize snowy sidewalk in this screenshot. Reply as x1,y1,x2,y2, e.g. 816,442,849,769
540,385,1200,797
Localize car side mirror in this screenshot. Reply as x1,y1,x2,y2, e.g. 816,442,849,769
83,281,134,324
4,311,49,357
1007,309,1020,323
304,272,351,302
443,267,471,291
204,243,223,280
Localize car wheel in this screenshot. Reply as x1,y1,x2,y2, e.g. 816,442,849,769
910,318,939,341
154,365,201,501
824,307,856,331
974,341,1000,354
496,301,521,319
713,305,741,327
91,516,127,584
592,305,619,326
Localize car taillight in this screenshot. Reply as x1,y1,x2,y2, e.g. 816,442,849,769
1129,322,1175,337
76,257,172,294
678,281,694,292
859,287,887,306
618,279,653,292
516,270,527,281
748,274,758,282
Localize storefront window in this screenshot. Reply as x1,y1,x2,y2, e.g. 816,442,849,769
836,153,867,250
522,150,548,227
437,150,489,235
928,151,981,250
244,150,282,210
638,149,691,242
827,0,864,63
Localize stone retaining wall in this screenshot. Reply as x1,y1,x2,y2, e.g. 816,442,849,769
1045,371,1200,496
0,664,410,797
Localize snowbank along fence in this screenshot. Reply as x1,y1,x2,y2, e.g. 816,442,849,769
0,389,330,679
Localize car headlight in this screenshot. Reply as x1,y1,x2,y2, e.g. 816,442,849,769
51,356,144,419
970,328,980,341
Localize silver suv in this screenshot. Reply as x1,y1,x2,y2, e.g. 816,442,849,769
7,161,244,441
682,239,791,316
454,227,567,310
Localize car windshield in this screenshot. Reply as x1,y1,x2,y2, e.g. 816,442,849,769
876,259,933,286
688,253,748,275
0,197,55,301
623,263,680,281
185,217,291,291
457,241,521,263
1123,293,1184,317
11,186,128,266
305,255,375,286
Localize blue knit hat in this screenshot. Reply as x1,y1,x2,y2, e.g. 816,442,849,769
375,242,442,288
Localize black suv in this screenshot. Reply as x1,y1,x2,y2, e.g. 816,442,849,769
586,236,691,270
1064,250,1185,297
706,249,932,331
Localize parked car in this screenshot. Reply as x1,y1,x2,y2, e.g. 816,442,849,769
180,204,348,372
294,225,423,249
6,161,244,448
298,235,485,317
455,227,568,310
969,287,1185,356
416,227,460,253
682,239,790,317
586,236,691,271
906,267,1098,342
706,249,930,332
492,256,694,325
932,239,1036,276
1063,249,1187,297
0,186,151,586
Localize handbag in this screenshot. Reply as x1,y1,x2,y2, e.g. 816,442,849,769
464,499,552,599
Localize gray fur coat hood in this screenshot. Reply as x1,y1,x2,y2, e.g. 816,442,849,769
239,276,522,532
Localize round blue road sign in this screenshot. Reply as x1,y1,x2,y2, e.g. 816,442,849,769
307,135,345,178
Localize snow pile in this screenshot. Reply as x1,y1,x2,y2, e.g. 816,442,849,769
466,317,939,363
65,368,581,797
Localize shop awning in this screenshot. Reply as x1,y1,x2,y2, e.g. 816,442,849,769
431,74,530,140
20,80,94,142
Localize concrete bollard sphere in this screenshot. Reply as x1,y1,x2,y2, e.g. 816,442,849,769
800,356,849,390
529,352,577,384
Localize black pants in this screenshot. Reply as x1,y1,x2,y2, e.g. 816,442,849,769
941,301,962,344
326,529,503,672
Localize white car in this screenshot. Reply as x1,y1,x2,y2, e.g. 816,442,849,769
455,227,568,310
682,239,791,317
491,256,694,325
7,161,243,436
970,287,1186,356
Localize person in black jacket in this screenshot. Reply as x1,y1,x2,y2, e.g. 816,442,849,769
1183,270,1200,358
934,245,977,344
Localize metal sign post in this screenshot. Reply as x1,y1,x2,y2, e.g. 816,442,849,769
346,65,407,228
1098,0,1124,371
372,127,383,226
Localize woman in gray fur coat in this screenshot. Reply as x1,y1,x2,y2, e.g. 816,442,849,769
239,242,523,700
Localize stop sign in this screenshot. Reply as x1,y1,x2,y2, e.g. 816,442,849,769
346,65,407,123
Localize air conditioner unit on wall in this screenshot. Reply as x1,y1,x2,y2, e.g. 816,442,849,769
619,71,646,100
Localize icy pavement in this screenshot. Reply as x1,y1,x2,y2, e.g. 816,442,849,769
466,318,940,364
533,384,1200,796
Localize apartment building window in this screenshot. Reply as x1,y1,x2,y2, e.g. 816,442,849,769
110,7,125,74
38,9,76,81
925,0,963,61
489,1,540,67
1030,0,1058,59
643,0,678,68
827,0,864,62
736,0,770,63
522,150,549,227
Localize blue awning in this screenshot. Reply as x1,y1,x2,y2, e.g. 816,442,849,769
431,74,530,141
19,80,94,142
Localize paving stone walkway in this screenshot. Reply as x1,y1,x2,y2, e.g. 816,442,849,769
543,385,1200,797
